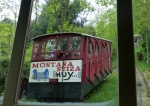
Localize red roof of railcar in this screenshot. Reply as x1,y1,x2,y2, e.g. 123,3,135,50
32,32,112,42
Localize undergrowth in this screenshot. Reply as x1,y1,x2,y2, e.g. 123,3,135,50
84,71,118,103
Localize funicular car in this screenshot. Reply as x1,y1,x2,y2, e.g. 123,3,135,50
27,32,112,101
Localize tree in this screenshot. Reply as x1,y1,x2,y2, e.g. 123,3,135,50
0,18,15,57
74,25,96,35
0,17,15,95
95,7,117,59
133,0,150,63
0,0,21,26
29,0,93,40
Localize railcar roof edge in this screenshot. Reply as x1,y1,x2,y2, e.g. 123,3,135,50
31,32,112,42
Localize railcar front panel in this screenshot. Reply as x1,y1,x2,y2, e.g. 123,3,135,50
29,60,82,83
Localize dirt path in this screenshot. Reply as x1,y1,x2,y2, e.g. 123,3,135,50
136,69,150,106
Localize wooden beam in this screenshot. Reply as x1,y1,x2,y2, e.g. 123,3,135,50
117,0,137,106
2,0,33,106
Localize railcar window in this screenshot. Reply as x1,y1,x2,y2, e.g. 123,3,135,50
33,42,39,53
46,39,56,52
70,37,80,51
45,53,55,59
58,38,68,51
41,41,45,53
72,52,80,57
33,42,40,58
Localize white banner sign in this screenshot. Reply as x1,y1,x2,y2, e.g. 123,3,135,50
29,60,82,83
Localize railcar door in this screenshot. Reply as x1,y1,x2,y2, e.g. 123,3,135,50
101,42,104,76
101,41,107,77
88,41,94,82
104,42,109,74
95,41,100,77
56,35,83,101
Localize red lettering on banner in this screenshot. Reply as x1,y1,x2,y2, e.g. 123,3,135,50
57,67,61,71
46,63,50,67
70,67,74,71
40,63,45,68
32,63,39,68
62,62,67,67
51,62,56,67
62,67,66,71
75,66,81,71
56,62,61,67
66,67,69,71
67,62,73,67
31,61,81,71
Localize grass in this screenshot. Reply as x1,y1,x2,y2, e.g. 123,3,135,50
136,60,150,72
20,95,36,102
112,57,118,68
84,71,118,103
135,56,150,79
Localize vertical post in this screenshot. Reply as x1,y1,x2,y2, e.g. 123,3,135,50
2,0,33,106
117,0,137,106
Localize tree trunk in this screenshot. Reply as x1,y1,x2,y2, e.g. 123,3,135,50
146,34,149,63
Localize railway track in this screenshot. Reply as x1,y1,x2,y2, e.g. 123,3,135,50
136,69,150,106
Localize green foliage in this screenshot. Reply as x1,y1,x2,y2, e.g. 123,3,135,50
133,0,150,66
112,58,118,68
84,72,118,103
29,0,94,40
0,43,32,95
0,58,9,95
95,6,117,60
29,15,49,40
22,61,30,79
136,50,150,70
133,0,150,34
135,45,150,72
58,21,73,33
24,42,33,62
137,52,144,61
0,18,15,57
74,25,96,35
136,60,150,72
0,18,15,95
96,0,116,7
20,95,36,102
23,42,33,79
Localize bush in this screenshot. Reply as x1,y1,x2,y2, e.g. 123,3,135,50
22,61,30,79
0,58,30,95
0,58,9,95
137,52,144,61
